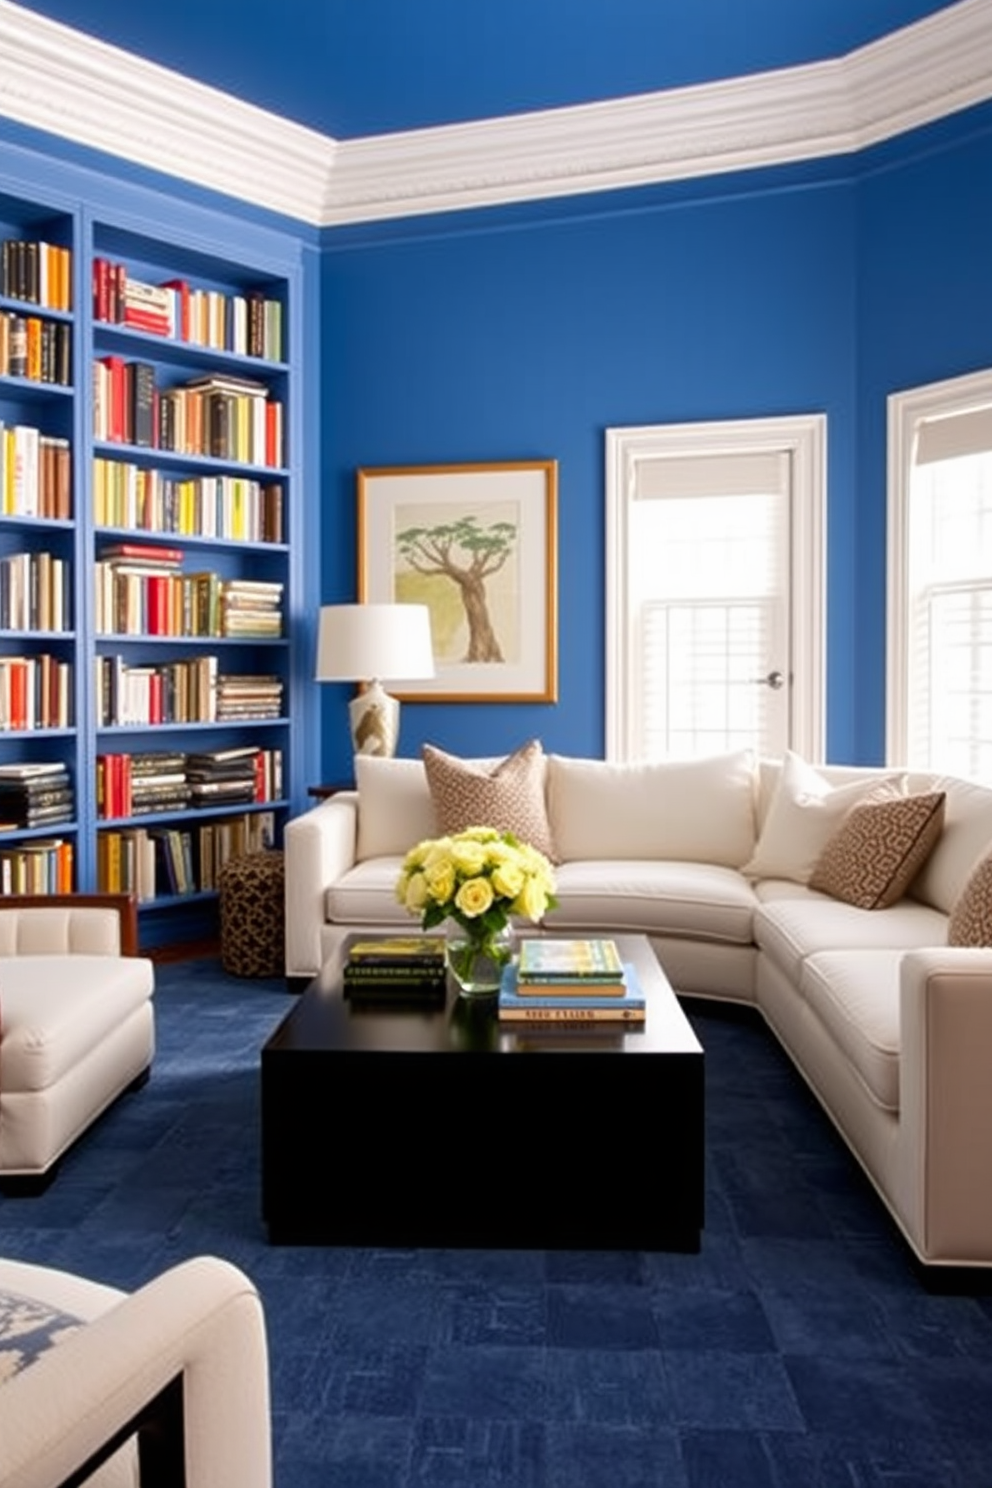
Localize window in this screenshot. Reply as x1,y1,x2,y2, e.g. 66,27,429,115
606,416,825,763
887,370,992,780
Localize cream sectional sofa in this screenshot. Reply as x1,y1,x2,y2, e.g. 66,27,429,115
283,747,992,1271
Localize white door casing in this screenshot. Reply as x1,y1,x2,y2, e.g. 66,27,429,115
605,415,826,763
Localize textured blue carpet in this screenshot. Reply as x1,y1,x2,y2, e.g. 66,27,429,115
2,958,992,1488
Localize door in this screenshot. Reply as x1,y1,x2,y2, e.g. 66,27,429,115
606,417,825,762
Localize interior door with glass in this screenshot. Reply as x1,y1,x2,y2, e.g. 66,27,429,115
630,453,792,760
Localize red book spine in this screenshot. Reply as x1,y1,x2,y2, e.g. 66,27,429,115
146,574,167,636
93,256,110,321
123,305,171,335
148,670,164,725
265,400,282,468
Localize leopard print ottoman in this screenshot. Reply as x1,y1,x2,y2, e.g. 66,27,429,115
218,850,285,977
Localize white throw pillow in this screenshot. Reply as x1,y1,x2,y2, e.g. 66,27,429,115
546,750,756,866
355,756,437,860
742,751,903,884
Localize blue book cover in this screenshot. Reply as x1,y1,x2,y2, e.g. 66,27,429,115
499,962,646,1015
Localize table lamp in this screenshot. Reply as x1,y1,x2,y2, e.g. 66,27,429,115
315,603,435,758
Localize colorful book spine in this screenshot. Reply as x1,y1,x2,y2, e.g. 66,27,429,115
498,963,646,1022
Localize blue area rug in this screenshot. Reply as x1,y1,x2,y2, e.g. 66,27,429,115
2,958,991,1488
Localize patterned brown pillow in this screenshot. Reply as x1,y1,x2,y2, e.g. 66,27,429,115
809,791,946,910
422,739,557,861
948,852,992,945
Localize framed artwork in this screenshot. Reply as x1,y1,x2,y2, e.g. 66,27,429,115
357,460,558,702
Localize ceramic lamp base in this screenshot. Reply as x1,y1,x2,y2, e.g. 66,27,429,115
349,680,400,757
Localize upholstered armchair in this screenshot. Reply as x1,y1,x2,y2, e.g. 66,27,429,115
0,1254,272,1488
0,893,155,1183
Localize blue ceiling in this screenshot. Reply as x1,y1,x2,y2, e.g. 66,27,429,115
11,0,962,139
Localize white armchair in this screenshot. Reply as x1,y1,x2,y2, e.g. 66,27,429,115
0,894,155,1184
0,1254,272,1488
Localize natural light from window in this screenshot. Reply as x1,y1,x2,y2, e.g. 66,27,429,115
888,370,992,782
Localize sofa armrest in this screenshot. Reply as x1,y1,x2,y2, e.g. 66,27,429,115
0,1256,270,1488
899,948,992,1265
0,894,139,957
284,794,358,979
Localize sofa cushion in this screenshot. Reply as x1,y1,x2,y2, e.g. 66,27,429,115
0,956,155,1092
326,858,412,928
0,1286,81,1381
800,949,903,1112
947,851,992,946
909,775,992,914
809,791,946,910
743,752,903,884
423,739,556,860
546,750,755,866
754,893,948,985
355,756,437,861
546,860,758,943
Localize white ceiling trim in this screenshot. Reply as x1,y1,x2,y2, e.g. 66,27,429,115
0,0,989,229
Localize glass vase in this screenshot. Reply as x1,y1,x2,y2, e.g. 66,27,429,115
445,923,514,999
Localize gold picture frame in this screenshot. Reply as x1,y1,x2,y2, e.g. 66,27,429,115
357,460,558,702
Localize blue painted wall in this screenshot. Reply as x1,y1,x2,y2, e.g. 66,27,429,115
855,110,992,764
318,105,992,782
320,172,859,777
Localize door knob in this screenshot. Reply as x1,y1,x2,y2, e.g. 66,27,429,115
754,670,785,690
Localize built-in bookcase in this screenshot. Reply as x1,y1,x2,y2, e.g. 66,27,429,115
0,161,311,948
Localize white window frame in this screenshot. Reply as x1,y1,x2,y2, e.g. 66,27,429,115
886,366,992,772
605,415,826,762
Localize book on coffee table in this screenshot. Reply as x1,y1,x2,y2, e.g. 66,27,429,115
498,963,646,1023
516,937,625,991
343,935,447,1003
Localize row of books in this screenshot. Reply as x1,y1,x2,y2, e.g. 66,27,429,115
93,361,284,469
0,761,74,829
1,550,69,632
95,652,283,727
96,808,275,898
2,239,73,312
95,557,283,638
93,458,283,544
1,424,72,520
498,938,646,1024
0,654,72,731
92,260,282,360
0,311,71,385
96,746,283,820
0,835,74,895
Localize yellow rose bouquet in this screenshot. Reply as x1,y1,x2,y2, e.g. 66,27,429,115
396,826,557,994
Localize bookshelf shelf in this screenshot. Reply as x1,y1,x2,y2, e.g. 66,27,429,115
0,162,312,934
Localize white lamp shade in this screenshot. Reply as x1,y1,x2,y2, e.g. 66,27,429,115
315,604,435,684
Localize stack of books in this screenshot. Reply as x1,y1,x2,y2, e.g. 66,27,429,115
498,937,646,1024
220,578,283,638
343,937,448,1003
215,672,283,721
185,748,260,808
0,761,74,830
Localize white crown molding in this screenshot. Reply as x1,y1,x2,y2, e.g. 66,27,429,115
0,0,334,223
0,0,990,228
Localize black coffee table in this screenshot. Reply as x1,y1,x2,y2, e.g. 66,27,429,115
261,933,704,1249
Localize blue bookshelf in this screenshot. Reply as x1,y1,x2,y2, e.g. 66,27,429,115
0,156,315,948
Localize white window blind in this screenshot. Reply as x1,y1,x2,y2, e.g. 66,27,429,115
629,453,790,759
898,383,992,773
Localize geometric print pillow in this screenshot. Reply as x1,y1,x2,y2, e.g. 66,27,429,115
948,852,992,946
809,790,946,910
0,1288,81,1383
423,738,557,862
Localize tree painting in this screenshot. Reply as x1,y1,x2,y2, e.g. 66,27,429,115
394,507,519,664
